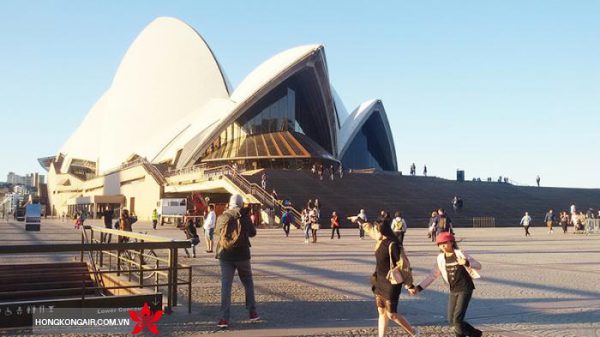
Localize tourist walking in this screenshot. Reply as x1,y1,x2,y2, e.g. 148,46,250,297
261,172,267,190
411,232,482,337
544,209,555,234
435,208,453,237
309,207,320,243
355,209,367,239
184,214,200,258
356,216,419,337
536,175,541,187
101,207,114,242
330,211,341,239
391,211,407,246
302,208,311,243
559,211,569,234
520,212,532,236
151,208,159,229
204,204,216,253
427,211,437,242
423,165,427,176
118,209,136,243
215,194,259,328
281,208,293,237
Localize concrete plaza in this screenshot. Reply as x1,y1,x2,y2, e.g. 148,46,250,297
1,218,599,336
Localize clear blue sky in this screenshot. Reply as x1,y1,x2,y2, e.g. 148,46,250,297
0,1,598,188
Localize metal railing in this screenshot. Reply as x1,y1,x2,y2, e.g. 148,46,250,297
164,162,210,178
84,226,193,313
472,217,496,228
219,167,303,228
0,228,192,314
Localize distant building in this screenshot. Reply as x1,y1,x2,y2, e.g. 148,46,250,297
6,172,44,188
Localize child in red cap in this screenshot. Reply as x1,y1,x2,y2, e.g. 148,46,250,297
410,232,483,337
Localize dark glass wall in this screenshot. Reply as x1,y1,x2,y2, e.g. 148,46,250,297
240,88,304,135
341,111,395,171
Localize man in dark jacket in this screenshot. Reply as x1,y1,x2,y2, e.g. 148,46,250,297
102,207,114,243
216,194,259,329
544,209,555,234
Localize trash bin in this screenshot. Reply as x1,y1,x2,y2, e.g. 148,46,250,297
456,170,465,182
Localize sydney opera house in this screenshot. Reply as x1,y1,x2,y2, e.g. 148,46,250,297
39,17,397,218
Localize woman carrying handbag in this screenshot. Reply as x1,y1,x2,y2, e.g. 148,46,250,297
353,215,419,337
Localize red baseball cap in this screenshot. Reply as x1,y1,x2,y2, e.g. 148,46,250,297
436,232,455,245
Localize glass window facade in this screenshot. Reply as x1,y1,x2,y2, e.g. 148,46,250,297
341,111,395,171
241,88,304,135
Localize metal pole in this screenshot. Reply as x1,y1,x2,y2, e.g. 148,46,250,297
172,247,178,307
80,233,84,262
166,248,173,313
188,266,192,314
139,244,144,288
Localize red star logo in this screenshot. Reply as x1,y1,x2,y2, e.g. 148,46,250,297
128,303,163,334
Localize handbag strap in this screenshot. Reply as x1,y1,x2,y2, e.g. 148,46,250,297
387,241,397,270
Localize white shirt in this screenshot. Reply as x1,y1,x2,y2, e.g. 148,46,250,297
204,211,216,230
520,215,531,226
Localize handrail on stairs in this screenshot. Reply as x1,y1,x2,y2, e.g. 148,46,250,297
217,166,303,228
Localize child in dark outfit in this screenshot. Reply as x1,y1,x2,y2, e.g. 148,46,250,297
410,232,482,337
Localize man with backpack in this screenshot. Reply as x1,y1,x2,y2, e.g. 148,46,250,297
215,194,259,329
281,208,293,237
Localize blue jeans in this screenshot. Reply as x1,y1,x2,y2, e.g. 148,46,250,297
304,225,311,240
219,259,256,320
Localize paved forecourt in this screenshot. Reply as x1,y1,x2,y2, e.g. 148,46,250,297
1,218,599,336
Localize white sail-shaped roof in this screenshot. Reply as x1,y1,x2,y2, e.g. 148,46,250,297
53,17,397,175
338,99,397,170
59,17,230,173
177,44,337,168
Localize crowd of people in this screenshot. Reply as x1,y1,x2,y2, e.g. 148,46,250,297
520,204,599,236
64,191,595,336
209,194,483,336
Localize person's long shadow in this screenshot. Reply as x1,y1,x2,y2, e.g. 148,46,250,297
251,259,600,326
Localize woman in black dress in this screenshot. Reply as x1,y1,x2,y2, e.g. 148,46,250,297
357,216,419,337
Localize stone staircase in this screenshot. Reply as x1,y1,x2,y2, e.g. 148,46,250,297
0,262,97,301
246,169,600,228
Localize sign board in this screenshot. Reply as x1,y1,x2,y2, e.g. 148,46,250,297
25,203,41,231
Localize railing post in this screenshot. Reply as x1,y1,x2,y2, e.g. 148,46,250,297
80,232,84,262
166,248,173,313
139,244,144,288
172,247,178,307
155,259,160,293
117,243,121,277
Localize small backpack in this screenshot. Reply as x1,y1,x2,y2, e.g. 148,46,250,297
217,210,242,250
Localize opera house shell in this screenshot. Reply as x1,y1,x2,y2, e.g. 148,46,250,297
41,17,398,218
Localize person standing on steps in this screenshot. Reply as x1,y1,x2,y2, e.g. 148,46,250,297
261,172,267,190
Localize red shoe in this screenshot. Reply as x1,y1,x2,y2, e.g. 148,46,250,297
249,311,260,321
217,319,229,328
